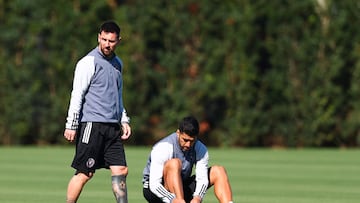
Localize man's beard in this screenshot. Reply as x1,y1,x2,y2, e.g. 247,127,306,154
101,46,112,56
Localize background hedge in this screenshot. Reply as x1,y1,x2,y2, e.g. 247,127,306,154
1,0,360,147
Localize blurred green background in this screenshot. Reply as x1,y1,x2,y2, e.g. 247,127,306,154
1,0,360,147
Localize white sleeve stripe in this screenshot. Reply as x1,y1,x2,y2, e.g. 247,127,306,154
156,187,174,201
197,184,207,198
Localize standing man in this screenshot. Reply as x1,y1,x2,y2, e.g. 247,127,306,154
64,21,131,203
142,116,234,203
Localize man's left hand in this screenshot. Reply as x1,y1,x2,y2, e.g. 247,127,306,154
190,196,202,203
121,122,131,140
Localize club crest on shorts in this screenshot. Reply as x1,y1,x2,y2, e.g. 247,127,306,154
86,158,95,168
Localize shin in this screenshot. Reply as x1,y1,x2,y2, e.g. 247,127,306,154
112,175,128,203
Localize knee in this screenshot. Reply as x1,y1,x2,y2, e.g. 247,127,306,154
111,166,128,177
164,158,182,171
77,172,93,182
120,166,128,176
210,165,228,181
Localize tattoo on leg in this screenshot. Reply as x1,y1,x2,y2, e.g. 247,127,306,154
112,175,128,203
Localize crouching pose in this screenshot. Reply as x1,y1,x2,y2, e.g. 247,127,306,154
142,116,234,203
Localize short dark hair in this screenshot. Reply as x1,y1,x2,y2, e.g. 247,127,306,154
178,116,199,137
99,21,120,37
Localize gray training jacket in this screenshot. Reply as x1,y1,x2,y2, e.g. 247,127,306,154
65,46,129,130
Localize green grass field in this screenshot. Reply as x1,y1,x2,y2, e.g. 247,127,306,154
0,146,359,203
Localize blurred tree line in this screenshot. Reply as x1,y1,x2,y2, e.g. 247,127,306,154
1,0,360,147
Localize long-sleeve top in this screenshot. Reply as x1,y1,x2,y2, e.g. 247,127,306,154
142,133,209,203
65,46,129,130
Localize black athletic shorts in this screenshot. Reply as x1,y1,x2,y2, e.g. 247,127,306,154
143,168,211,203
71,122,126,174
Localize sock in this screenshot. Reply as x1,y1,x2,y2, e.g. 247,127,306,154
112,175,128,203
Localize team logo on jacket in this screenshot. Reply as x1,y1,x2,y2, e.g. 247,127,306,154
86,158,95,168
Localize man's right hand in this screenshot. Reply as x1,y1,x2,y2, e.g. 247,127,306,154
190,196,202,203
172,198,186,203
64,129,76,142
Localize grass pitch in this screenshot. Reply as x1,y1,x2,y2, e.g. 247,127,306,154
0,146,359,203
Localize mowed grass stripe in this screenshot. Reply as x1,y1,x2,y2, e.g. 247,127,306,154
207,148,359,203
0,147,359,203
